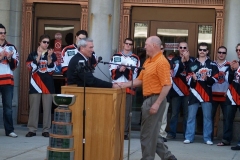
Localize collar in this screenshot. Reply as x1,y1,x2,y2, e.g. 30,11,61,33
0,40,7,47
79,52,88,61
149,52,163,62
121,51,132,57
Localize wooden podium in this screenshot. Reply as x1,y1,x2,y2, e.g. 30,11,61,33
61,86,126,160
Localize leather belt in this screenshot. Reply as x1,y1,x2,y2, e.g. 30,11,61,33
143,94,159,100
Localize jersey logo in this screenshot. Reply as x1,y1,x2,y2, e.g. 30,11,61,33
218,71,225,84
67,51,75,56
190,65,198,72
39,60,48,73
196,68,212,81
131,57,138,62
114,57,121,62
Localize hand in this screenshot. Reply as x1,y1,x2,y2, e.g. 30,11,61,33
149,102,160,115
192,73,197,81
6,51,13,60
0,51,4,60
231,60,239,70
112,83,121,88
47,49,53,57
37,47,42,56
202,73,207,81
181,50,190,63
119,66,126,72
118,82,129,88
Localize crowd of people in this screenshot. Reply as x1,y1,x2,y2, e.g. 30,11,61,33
1,21,240,159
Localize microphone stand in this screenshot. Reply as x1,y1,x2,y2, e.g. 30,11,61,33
99,61,144,160
76,63,91,160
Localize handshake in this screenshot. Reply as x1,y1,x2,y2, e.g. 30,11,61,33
112,82,130,88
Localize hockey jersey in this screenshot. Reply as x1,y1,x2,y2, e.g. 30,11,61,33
212,60,230,101
26,51,57,94
109,52,140,94
226,61,240,105
0,41,19,86
186,58,219,105
170,56,195,97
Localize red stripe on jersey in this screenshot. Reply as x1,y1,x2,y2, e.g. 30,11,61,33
173,77,189,95
32,73,50,94
111,69,117,79
195,82,209,101
229,84,239,104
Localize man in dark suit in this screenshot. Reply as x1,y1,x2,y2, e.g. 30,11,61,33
67,38,119,88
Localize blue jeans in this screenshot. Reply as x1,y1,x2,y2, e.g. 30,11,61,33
212,101,237,143
0,85,14,135
185,102,212,142
168,96,188,137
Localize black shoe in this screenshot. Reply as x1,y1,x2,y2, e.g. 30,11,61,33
231,145,240,150
42,132,49,137
163,137,167,142
167,155,177,160
26,132,36,137
124,135,129,140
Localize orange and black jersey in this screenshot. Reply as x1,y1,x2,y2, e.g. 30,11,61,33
26,51,57,94
226,61,240,105
170,56,195,97
186,58,219,105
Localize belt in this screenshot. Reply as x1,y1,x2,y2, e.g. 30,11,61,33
143,94,159,100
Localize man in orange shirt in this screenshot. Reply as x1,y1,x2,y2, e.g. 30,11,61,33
120,36,176,160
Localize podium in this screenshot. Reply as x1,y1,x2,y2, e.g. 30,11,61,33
61,86,126,160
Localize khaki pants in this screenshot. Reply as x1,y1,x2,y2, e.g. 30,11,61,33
159,102,169,138
27,94,52,133
141,95,173,160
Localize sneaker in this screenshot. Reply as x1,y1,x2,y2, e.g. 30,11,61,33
9,132,18,138
124,135,129,140
183,140,191,144
231,145,240,150
205,141,213,145
167,155,177,160
166,134,175,140
42,132,49,137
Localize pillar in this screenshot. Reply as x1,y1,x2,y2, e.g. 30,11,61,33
88,0,121,81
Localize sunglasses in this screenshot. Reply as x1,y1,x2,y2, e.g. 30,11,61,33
218,51,226,54
42,41,50,44
0,32,6,35
198,49,207,52
125,43,133,46
236,49,240,52
161,48,164,50
179,46,187,49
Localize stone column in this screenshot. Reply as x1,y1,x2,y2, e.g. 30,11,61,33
224,0,240,61
218,0,240,141
88,0,120,81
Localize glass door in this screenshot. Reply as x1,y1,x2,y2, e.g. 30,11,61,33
150,21,196,57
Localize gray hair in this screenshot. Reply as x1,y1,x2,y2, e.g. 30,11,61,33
77,38,93,49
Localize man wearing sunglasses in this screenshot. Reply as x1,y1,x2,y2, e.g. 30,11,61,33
167,42,194,140
0,24,19,138
211,46,231,146
184,42,219,145
109,38,140,140
61,30,97,83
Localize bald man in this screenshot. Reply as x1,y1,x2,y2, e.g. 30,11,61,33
120,36,177,160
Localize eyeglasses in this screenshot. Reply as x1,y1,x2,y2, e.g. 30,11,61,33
218,51,226,54
42,41,50,44
161,48,164,50
198,49,207,52
179,46,187,49
236,49,240,52
0,32,6,35
125,43,133,46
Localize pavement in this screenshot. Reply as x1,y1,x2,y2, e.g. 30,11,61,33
0,125,240,160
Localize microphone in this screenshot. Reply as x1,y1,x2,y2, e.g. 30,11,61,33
98,56,103,63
